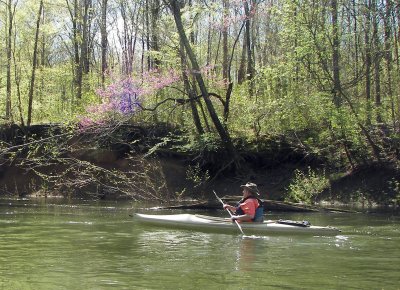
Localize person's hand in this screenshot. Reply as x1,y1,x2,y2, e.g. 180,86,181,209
223,204,230,210
231,215,239,221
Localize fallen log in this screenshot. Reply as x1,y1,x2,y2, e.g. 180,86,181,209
152,197,318,212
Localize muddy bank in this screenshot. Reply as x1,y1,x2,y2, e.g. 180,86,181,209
1,123,399,208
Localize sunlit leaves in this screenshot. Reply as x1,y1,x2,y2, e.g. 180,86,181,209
286,167,329,204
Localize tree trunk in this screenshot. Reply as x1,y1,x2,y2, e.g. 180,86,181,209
372,0,382,122
396,0,400,136
167,0,238,163
384,0,395,129
66,0,82,99
144,0,151,70
150,0,161,68
119,1,137,75
222,0,229,82
80,0,91,75
237,34,247,84
188,0,195,45
331,0,355,167
5,0,15,121
364,0,372,124
243,0,254,95
27,0,44,126
206,12,212,67
396,0,400,71
72,0,92,99
352,0,360,86
100,0,108,87
224,20,246,122
13,51,25,127
331,0,341,108
179,42,204,135
39,5,45,102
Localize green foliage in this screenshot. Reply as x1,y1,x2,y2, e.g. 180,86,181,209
286,167,329,204
389,178,400,206
179,132,222,153
186,163,210,188
145,136,172,157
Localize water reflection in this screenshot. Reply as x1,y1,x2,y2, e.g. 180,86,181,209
334,235,351,248
137,230,215,253
137,229,274,273
235,237,256,271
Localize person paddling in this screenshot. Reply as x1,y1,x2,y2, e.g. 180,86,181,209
223,182,264,223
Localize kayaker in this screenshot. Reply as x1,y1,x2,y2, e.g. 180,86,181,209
223,182,264,222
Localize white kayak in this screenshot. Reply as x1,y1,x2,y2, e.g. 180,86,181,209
135,213,341,235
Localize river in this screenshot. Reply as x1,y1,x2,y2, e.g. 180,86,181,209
0,197,399,290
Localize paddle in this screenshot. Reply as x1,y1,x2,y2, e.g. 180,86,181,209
213,190,245,235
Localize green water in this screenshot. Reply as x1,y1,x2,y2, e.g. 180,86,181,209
0,198,399,290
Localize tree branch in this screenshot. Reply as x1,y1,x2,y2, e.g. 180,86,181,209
137,92,226,111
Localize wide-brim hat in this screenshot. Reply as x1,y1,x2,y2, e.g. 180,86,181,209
240,182,259,195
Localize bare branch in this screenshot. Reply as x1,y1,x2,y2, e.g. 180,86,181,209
137,92,226,112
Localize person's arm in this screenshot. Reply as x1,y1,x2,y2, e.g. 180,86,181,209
223,204,236,212
231,213,254,222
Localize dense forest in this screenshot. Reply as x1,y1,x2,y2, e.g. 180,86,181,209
0,0,399,204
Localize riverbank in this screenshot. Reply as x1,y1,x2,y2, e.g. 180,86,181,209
0,123,399,207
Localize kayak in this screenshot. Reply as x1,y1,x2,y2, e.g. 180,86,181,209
135,213,341,235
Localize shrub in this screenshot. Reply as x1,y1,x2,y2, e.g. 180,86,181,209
286,167,329,204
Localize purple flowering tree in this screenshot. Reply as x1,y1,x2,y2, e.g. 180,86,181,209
79,69,181,131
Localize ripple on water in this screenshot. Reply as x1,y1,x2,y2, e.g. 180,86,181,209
67,221,94,225
1,199,399,290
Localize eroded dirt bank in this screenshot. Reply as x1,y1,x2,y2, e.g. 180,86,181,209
1,124,399,207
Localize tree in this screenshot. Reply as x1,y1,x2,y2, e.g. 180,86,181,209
331,0,341,108
27,0,44,126
150,0,161,68
100,0,108,87
1,0,398,167
66,0,92,100
243,0,255,95
118,0,139,75
3,0,17,121
165,0,238,164
372,0,381,122
179,40,204,135
383,0,396,129
222,0,229,81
